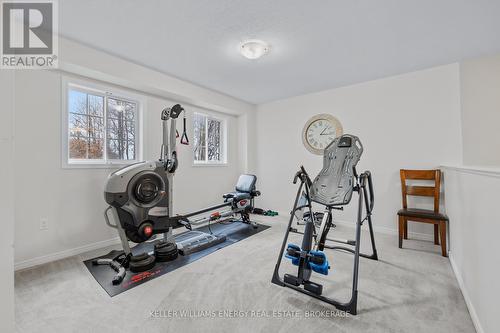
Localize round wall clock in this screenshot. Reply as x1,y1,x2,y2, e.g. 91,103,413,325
302,114,343,155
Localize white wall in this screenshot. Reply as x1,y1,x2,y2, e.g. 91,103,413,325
460,54,500,167
0,71,15,332
237,111,258,174
58,38,253,116
255,64,462,236
14,40,253,267
443,166,500,333
441,52,500,333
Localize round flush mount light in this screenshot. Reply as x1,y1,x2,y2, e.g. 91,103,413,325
240,40,270,59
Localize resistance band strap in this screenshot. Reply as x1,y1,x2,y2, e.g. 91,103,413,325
180,115,189,145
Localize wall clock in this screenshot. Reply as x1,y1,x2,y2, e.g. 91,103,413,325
302,114,343,155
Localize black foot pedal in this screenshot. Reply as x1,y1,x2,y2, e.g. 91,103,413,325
154,241,178,262
129,253,156,272
304,281,323,295
284,274,301,286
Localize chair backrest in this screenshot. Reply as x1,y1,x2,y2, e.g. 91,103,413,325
400,169,441,212
235,174,257,193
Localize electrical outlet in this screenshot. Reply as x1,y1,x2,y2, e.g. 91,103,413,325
39,218,49,230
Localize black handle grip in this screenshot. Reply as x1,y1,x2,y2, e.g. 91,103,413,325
293,168,302,184
301,166,313,187
367,171,374,212
293,166,312,187
360,171,374,212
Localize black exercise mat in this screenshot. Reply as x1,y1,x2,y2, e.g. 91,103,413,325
84,222,270,297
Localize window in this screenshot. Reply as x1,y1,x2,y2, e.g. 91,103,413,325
193,112,226,164
63,80,142,167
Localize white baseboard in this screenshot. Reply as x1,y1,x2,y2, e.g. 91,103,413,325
14,237,121,271
449,252,483,333
278,210,434,241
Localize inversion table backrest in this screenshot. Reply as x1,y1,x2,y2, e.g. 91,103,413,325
310,134,363,206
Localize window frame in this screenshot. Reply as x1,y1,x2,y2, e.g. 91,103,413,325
192,111,228,166
61,77,144,169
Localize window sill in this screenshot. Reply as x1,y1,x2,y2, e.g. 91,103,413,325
192,162,228,167
62,161,138,169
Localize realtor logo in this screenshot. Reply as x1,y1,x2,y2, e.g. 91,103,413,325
1,0,58,68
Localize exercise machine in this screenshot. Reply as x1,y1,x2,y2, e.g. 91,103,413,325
96,104,260,284
172,173,260,256
271,134,378,315
96,104,183,282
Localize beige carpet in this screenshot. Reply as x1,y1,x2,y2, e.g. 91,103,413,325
15,215,475,333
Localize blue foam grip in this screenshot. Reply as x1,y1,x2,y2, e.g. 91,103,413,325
285,244,301,266
309,250,329,275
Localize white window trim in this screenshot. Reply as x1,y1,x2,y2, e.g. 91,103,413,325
192,111,228,166
61,76,145,169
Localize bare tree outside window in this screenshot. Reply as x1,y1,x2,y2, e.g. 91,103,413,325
67,86,139,165
207,119,221,161
68,90,104,159
193,113,206,161
106,97,136,161
193,112,225,164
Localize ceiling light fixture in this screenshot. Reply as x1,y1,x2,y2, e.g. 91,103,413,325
240,40,270,59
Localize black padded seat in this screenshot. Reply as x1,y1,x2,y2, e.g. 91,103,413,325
222,174,259,202
397,208,448,221
223,192,252,201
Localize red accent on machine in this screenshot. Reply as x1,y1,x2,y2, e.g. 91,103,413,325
144,225,153,237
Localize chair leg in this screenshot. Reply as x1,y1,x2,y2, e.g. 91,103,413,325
434,224,439,245
398,216,404,248
404,218,408,239
439,221,447,257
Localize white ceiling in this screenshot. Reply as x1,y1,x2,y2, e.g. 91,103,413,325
59,0,500,104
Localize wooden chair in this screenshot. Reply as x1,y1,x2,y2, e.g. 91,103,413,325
398,169,448,257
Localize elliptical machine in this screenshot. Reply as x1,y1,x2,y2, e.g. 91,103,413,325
96,104,192,283
104,104,185,243
96,104,262,285
271,134,378,315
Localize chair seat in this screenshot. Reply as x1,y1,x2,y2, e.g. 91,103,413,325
397,208,448,221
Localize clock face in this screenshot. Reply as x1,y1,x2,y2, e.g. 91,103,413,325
306,119,337,150
302,114,343,155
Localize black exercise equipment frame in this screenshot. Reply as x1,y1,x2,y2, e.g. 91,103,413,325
271,166,378,315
